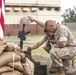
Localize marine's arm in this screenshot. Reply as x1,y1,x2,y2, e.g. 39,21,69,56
27,35,48,50
28,16,45,28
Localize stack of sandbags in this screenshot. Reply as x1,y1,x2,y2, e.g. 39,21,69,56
0,42,34,75
22,57,34,75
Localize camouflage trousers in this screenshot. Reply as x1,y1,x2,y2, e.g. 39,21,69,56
50,47,76,73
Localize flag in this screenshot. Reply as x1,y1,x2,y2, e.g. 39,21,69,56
0,0,5,41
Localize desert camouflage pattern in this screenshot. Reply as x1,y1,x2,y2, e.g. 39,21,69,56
20,16,32,25
50,24,76,73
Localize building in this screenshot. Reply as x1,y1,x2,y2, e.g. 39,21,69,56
5,0,61,35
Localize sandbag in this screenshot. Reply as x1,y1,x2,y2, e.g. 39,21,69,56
0,42,7,45
0,66,12,74
0,42,7,55
6,43,14,52
13,44,21,53
22,57,34,75
0,52,21,67
1,70,23,75
8,61,24,72
6,43,21,53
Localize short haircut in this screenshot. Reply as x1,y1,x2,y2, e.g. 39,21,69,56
44,20,55,32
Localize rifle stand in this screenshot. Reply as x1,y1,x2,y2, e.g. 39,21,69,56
18,24,30,49
18,23,47,75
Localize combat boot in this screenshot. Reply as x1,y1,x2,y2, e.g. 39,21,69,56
24,51,40,65
56,67,65,75
49,68,57,73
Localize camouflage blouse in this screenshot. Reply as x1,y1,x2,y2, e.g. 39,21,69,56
54,24,76,46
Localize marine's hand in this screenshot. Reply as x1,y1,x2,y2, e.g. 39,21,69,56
28,16,35,22
27,46,33,51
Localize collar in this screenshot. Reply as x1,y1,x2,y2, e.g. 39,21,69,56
54,24,61,36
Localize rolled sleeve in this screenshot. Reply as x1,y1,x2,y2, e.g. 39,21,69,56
41,34,48,41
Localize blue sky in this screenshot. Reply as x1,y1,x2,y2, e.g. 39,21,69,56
61,0,76,12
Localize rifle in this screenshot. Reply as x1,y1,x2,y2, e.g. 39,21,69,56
18,24,30,49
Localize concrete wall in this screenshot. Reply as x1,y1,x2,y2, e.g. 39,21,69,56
4,24,44,35
5,8,61,24
4,23,76,35
6,0,61,5
66,23,76,33
5,0,61,35
5,0,61,24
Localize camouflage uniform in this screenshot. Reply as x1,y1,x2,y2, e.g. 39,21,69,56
50,24,76,73
20,16,32,25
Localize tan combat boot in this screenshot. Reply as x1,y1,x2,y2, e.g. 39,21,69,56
24,51,40,65
49,67,57,73
56,67,65,75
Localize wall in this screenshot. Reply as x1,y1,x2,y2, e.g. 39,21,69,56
6,0,61,5
5,0,61,24
66,23,76,33
4,23,76,35
5,0,61,35
4,24,44,35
